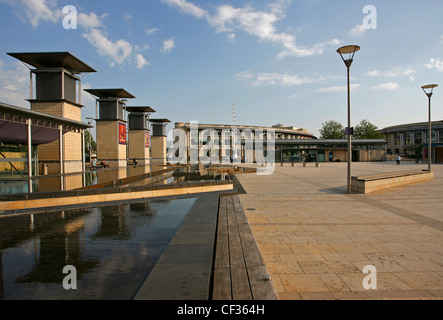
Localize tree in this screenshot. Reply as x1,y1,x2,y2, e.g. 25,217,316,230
84,130,96,159
319,120,345,139
353,119,384,139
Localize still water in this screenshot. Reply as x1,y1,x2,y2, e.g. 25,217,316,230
0,197,197,300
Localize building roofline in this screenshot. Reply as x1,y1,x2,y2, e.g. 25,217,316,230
175,122,316,137
0,102,92,129
381,120,443,132
7,52,96,74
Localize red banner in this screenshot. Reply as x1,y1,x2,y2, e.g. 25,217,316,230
119,123,126,144
145,131,150,148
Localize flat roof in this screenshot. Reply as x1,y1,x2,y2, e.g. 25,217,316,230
7,52,96,74
381,120,443,132
84,88,135,99
150,119,171,123
274,139,387,145
175,122,315,137
126,106,156,113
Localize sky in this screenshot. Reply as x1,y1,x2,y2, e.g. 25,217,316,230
1,0,443,137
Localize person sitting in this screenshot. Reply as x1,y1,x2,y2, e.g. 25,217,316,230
90,158,97,170
133,158,138,167
101,158,108,168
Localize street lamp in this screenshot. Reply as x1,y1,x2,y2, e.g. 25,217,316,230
421,84,438,172
337,45,360,194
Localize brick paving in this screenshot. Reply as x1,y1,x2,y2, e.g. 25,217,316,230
236,162,443,300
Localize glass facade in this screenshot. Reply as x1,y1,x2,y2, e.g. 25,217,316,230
414,131,423,145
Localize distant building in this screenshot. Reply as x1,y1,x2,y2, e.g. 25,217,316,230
380,121,443,163
172,122,387,163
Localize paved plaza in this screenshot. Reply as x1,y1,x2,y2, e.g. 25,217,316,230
236,161,443,300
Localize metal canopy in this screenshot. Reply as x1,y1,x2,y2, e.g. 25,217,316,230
84,88,135,99
7,52,97,74
0,121,61,145
126,106,156,113
150,119,170,123
0,102,92,145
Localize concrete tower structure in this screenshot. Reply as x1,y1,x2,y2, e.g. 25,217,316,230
127,106,156,166
84,88,135,168
7,52,97,174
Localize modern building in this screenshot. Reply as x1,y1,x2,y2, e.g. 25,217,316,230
151,119,171,165
127,106,156,166
0,101,92,177
172,122,387,164
3,52,96,175
84,88,135,168
380,120,443,163
277,139,387,163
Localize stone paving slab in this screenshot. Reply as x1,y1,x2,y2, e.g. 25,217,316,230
236,162,443,300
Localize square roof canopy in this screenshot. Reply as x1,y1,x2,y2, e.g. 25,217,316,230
126,106,156,113
7,52,97,74
150,119,171,123
84,88,135,99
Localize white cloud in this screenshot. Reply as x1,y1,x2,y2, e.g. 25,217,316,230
0,60,30,107
78,12,104,29
162,0,340,58
146,27,159,35
162,38,176,53
236,71,313,86
371,82,399,90
83,28,133,66
227,33,236,43
425,58,443,72
135,53,150,69
161,0,208,19
317,84,361,93
236,71,255,81
367,67,416,81
4,0,62,28
403,68,416,81
367,70,380,77
3,0,152,69
349,24,366,37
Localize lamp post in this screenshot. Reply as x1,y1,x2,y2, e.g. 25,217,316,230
337,45,360,194
421,84,438,172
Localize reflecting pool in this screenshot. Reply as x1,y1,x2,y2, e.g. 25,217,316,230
0,197,197,299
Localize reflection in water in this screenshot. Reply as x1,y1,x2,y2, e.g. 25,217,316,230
0,164,241,195
0,198,196,300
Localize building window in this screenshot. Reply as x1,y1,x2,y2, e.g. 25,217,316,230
424,130,437,143
414,131,423,145
394,133,401,146
402,132,412,146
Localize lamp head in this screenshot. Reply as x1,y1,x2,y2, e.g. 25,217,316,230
337,45,360,68
422,84,438,98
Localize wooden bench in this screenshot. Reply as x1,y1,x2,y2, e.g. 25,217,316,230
351,170,434,194
212,195,279,300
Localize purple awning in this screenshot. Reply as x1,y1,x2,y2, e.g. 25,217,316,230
0,121,65,145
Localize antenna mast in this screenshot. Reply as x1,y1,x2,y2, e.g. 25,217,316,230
231,100,237,126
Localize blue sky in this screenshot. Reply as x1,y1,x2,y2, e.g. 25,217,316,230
1,0,443,137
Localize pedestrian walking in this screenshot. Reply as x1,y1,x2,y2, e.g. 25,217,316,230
396,154,401,165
